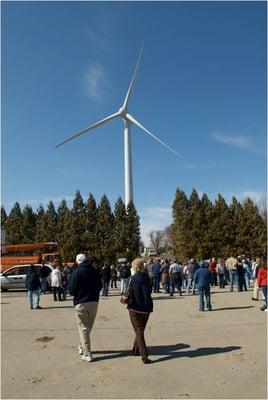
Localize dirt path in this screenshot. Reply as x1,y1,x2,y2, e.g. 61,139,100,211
1,286,267,399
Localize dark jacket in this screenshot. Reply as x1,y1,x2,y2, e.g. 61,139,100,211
152,262,161,276
69,261,103,306
101,265,111,282
194,267,212,289
39,266,50,278
119,264,131,279
26,272,41,291
128,271,153,313
237,262,244,277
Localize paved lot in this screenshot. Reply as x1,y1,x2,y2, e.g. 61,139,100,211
1,285,267,399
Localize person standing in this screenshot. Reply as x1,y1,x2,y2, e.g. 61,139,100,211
169,260,183,296
257,263,267,311
152,259,161,293
252,258,264,301
186,259,196,294
127,258,153,364
208,257,217,286
101,263,111,296
39,263,50,294
160,259,170,293
69,254,103,362
225,256,238,292
194,260,213,311
237,257,245,292
216,258,226,289
61,267,68,300
110,265,118,289
119,262,131,294
26,265,42,310
51,264,63,301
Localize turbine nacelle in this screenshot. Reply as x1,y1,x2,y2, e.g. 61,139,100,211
119,106,127,118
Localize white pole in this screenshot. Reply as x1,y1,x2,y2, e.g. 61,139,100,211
124,120,134,207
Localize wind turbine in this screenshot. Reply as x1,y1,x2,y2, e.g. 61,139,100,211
56,43,183,206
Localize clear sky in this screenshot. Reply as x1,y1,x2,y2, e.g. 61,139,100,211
2,1,267,243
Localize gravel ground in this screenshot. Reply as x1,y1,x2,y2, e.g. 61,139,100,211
1,285,267,399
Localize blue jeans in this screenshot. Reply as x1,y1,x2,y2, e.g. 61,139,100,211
218,274,225,288
198,287,211,311
121,278,130,294
229,270,238,291
170,282,182,295
40,277,47,293
28,289,40,309
187,276,194,293
102,280,110,296
62,287,67,300
163,282,170,293
152,275,160,292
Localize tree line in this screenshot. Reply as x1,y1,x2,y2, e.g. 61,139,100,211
1,191,140,264
171,188,267,261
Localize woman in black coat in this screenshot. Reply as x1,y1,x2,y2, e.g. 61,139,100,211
127,258,153,364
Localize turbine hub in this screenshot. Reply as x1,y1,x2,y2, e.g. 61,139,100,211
119,107,127,116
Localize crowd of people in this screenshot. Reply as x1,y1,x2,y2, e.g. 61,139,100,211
25,254,267,364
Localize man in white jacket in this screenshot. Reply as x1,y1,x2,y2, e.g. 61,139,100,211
51,264,62,301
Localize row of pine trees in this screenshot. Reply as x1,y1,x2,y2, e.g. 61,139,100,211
1,191,140,263
2,187,266,264
172,188,267,261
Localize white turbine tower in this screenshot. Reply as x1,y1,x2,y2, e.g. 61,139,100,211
56,43,183,206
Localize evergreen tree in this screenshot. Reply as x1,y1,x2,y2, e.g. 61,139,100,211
56,199,73,261
21,205,37,243
5,202,23,243
200,193,214,258
1,206,7,228
229,196,244,255
59,208,75,262
67,191,86,258
56,199,68,243
45,201,58,241
172,188,191,261
210,194,232,258
114,197,127,258
126,201,140,262
96,195,114,262
188,188,202,258
35,205,47,242
84,193,98,258
240,198,267,258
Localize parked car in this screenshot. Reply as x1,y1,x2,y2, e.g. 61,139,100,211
0,264,53,291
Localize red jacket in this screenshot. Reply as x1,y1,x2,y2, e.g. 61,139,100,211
257,267,267,287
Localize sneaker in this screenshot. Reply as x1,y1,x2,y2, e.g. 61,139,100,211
252,297,258,301
260,305,267,311
36,305,43,309
78,346,83,355
30,307,34,310
142,358,152,364
81,353,93,362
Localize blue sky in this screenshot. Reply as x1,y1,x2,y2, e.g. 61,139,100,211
2,1,267,243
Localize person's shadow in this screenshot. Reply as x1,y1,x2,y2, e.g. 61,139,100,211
92,343,241,363
212,306,254,311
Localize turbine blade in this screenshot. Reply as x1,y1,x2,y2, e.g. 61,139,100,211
123,41,144,109
125,113,184,159
55,112,120,148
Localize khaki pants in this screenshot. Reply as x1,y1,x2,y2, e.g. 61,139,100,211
253,279,265,300
75,302,98,355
